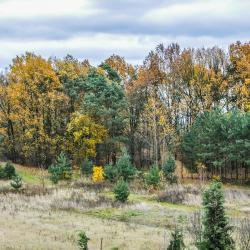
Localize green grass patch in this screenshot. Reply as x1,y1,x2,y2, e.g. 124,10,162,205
84,207,144,222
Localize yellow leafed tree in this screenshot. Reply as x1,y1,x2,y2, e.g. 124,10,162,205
66,113,107,165
1,53,68,165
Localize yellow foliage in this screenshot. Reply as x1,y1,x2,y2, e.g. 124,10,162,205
92,166,104,182
66,113,107,164
0,52,68,164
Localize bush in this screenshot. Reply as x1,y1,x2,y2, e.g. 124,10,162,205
0,165,6,179
78,231,89,250
157,185,185,204
92,166,104,182
104,164,119,183
4,162,16,179
48,152,72,184
145,165,160,188
48,164,61,184
167,227,185,250
10,174,22,190
157,184,200,204
113,180,130,203
0,162,16,180
163,156,177,184
80,159,93,176
116,150,136,182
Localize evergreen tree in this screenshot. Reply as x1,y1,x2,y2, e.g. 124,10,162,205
4,162,16,179
163,156,177,183
10,174,22,190
113,179,130,203
145,165,160,188
78,231,89,250
116,149,136,182
48,152,72,183
167,227,185,250
81,70,128,164
199,181,234,250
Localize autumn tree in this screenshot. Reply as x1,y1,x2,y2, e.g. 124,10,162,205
53,55,90,113
1,53,68,165
228,41,250,111
66,113,107,165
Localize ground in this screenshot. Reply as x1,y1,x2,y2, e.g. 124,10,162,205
0,163,249,250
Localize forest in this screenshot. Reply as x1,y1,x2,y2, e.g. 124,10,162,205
0,41,249,249
0,41,249,181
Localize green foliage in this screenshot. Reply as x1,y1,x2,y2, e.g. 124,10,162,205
116,150,136,182
163,156,177,184
104,150,136,182
145,165,160,187
104,164,119,183
167,227,185,250
48,152,72,184
4,161,16,179
181,109,250,176
10,174,22,190
99,63,121,83
0,162,16,179
80,159,93,176
0,165,6,179
113,180,130,203
78,231,89,250
199,181,234,250
81,70,128,162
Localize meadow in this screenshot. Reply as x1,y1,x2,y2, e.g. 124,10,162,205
0,163,249,250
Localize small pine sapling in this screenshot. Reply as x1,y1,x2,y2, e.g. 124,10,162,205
11,174,22,190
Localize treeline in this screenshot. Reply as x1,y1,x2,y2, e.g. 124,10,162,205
0,41,249,180
182,110,250,180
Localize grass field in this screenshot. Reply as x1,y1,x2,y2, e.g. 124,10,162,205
0,163,249,249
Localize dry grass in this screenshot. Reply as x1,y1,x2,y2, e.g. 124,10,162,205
0,186,169,250
0,163,249,249
0,183,249,249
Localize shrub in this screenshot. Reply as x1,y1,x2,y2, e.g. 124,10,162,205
10,174,22,190
4,162,16,179
48,152,72,184
163,156,177,184
145,165,160,188
167,227,185,250
157,184,200,204
116,150,136,182
92,166,104,182
157,185,185,204
80,159,93,176
0,165,6,179
78,231,89,250
113,180,130,203
199,180,234,250
104,164,119,183
48,164,61,184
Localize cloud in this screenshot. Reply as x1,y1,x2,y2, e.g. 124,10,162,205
0,0,249,68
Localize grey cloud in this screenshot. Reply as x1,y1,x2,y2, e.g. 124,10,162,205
0,11,249,41
0,0,249,68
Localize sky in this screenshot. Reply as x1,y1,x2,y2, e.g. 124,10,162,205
0,0,249,69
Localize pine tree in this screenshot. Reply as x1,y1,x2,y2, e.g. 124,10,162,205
48,152,72,183
163,156,177,183
116,149,136,182
78,231,89,250
167,227,185,250
199,181,234,250
10,174,22,190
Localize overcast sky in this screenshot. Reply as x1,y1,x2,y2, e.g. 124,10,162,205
0,0,249,68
